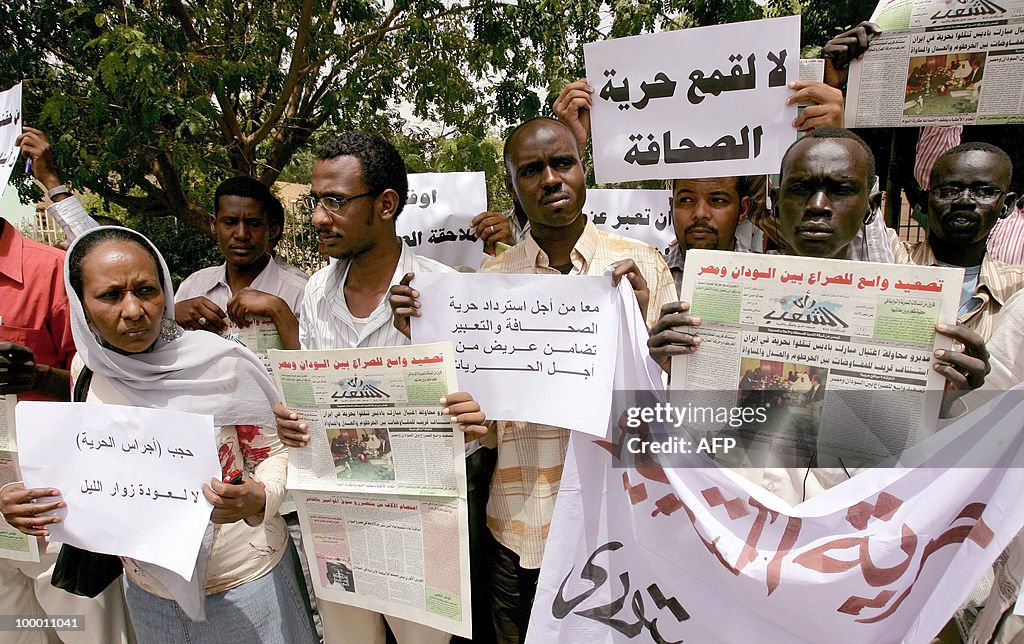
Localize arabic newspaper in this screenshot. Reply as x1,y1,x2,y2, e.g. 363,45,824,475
0,394,39,562
225,316,283,369
846,0,1024,127
269,343,472,637
670,250,962,465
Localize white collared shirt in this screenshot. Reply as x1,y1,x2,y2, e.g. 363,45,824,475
299,243,453,351
175,257,308,317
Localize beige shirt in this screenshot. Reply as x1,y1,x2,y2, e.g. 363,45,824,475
71,356,289,597
480,220,677,568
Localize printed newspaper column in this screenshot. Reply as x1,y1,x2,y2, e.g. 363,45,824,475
15,402,220,578
409,273,619,437
584,15,800,183
585,188,675,260
396,172,489,270
0,394,39,562
226,316,284,369
269,343,472,637
845,0,1024,127
0,82,23,198
670,249,962,466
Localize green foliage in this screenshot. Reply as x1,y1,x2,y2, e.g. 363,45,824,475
0,0,876,257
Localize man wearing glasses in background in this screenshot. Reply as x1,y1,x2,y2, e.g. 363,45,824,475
888,142,1024,341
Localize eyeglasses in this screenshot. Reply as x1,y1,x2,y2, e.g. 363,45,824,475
300,192,376,214
930,184,1003,202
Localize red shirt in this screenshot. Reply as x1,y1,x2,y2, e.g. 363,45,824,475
0,220,74,401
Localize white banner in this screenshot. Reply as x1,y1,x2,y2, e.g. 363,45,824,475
585,189,675,260
528,280,1024,643
0,82,23,199
397,172,488,270
584,16,800,183
16,402,219,579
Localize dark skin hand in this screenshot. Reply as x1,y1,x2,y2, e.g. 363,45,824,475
0,484,65,537
647,302,702,373
202,475,266,524
175,296,228,333
609,259,650,322
823,21,882,90
471,211,516,255
934,323,989,391
388,272,420,339
0,342,71,401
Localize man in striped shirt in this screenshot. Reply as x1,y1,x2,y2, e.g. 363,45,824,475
888,142,1024,343
390,117,677,643
273,132,486,644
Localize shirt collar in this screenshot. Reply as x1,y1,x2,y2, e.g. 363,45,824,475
326,243,414,325
521,218,600,273
917,241,1012,306
0,220,25,284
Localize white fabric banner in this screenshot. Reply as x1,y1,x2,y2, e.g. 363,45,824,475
528,283,1024,643
397,172,488,270
584,16,800,183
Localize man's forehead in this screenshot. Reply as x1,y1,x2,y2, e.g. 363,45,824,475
509,121,576,163
934,150,1010,183
313,155,365,186
216,195,267,220
673,177,740,194
784,138,868,177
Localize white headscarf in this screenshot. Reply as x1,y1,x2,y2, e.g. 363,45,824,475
63,227,280,428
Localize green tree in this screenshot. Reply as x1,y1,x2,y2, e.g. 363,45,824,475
1,0,876,246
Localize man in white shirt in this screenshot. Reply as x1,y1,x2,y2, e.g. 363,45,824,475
273,132,486,644
175,176,307,349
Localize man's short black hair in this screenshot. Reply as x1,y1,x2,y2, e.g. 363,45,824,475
932,141,1013,187
214,176,284,235
503,117,580,173
779,127,876,183
317,132,409,221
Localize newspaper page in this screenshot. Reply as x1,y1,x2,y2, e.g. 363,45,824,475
270,343,471,636
846,0,1024,127
0,395,39,562
293,490,471,638
670,250,962,465
269,343,464,497
226,316,283,369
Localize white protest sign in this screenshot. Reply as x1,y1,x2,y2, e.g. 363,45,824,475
0,83,23,199
585,189,674,259
0,395,39,562
397,172,488,270
16,402,220,579
584,16,800,183
527,281,1024,643
410,273,619,435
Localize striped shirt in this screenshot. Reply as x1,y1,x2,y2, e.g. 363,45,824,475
888,228,1024,341
988,205,1024,265
299,244,453,351
479,220,677,568
914,126,963,190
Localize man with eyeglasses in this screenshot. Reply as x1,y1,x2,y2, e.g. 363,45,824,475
175,176,307,350
274,131,488,644
889,142,1024,341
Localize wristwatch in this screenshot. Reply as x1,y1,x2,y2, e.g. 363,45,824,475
46,184,71,200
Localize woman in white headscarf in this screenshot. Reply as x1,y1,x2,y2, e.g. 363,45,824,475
0,227,316,644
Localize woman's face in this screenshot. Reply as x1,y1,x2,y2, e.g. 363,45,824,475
80,240,165,354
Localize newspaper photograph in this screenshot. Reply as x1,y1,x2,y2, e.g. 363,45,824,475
846,0,1024,127
669,250,963,465
294,490,471,638
269,343,465,497
0,395,39,562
